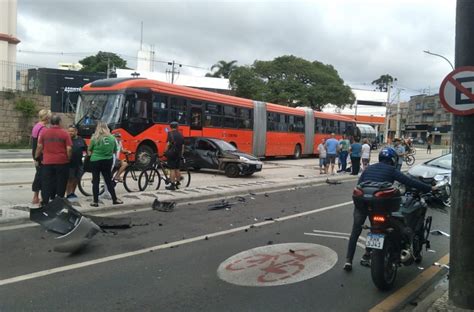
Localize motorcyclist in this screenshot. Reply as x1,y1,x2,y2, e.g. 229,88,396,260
343,147,433,271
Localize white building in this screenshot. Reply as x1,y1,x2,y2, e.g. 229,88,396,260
0,0,20,90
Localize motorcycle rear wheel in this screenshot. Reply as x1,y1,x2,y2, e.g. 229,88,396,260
371,239,398,291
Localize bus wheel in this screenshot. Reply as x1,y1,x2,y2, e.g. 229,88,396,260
229,142,237,148
136,144,154,168
293,144,302,159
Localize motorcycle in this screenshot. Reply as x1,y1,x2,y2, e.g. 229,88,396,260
352,179,446,291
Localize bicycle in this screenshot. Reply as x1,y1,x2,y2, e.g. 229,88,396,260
405,154,415,166
78,152,143,196
138,154,191,191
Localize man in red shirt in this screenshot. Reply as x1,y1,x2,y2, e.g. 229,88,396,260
35,115,72,205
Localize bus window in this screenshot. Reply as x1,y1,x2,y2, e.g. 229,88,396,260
267,112,277,131
129,98,149,122
152,94,169,123
340,121,346,135
191,107,202,130
294,116,305,133
170,97,187,124
223,105,237,128
204,102,222,127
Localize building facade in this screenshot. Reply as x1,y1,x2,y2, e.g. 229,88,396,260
404,94,452,145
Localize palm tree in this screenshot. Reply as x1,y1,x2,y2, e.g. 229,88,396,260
206,60,238,78
372,74,397,91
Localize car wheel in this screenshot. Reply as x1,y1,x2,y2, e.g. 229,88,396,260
225,163,240,178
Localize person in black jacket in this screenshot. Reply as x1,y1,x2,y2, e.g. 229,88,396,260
343,147,433,272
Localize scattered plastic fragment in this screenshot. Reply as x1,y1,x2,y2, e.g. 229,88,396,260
427,249,436,253
326,178,342,185
152,199,176,212
433,262,450,269
208,200,233,210
430,230,450,237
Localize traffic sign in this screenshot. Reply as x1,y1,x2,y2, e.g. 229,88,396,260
439,66,474,115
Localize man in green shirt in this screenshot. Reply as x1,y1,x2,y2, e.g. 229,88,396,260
339,135,350,173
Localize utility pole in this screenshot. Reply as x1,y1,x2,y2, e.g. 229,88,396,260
450,0,474,309
106,57,110,78
166,61,182,84
395,89,402,138
383,82,392,143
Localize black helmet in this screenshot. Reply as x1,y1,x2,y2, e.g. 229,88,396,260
379,147,398,166
170,121,179,129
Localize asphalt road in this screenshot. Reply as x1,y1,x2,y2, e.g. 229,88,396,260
0,180,450,311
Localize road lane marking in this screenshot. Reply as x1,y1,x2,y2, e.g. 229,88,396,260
0,200,353,286
369,254,450,312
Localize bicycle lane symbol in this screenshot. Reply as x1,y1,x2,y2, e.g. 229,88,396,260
217,243,338,287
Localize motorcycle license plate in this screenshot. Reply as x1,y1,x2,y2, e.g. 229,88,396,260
366,233,385,250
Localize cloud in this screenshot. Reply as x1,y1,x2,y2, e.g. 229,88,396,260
16,0,456,95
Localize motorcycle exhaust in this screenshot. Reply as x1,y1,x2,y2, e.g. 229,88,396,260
400,249,412,263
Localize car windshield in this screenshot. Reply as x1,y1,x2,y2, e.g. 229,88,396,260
75,93,124,125
211,139,237,151
426,153,452,170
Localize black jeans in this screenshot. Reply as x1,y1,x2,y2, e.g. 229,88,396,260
346,206,370,262
91,159,117,203
351,157,361,175
32,163,42,192
41,164,69,205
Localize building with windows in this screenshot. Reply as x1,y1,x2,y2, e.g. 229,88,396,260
404,94,452,145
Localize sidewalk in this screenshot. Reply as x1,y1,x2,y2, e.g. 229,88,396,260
0,170,359,225
403,276,474,312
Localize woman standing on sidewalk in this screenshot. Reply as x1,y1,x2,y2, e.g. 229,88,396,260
88,122,122,207
31,109,51,205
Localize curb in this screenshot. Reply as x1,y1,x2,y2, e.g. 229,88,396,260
0,174,359,226
0,159,32,164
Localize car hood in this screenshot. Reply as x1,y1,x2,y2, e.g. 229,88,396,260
222,150,260,161
407,163,451,179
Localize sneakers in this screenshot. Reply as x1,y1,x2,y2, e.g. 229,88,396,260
67,193,78,199
343,262,353,272
360,253,371,267
165,184,176,191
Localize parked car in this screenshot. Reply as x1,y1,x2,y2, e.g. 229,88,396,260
407,153,451,184
183,137,263,177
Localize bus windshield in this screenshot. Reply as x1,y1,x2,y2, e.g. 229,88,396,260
75,93,124,125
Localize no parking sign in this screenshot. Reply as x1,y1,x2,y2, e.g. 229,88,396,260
439,66,474,115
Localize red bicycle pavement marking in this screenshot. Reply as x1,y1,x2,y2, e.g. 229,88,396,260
224,249,318,283
448,76,474,103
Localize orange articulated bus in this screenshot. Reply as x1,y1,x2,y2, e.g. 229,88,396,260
75,78,359,165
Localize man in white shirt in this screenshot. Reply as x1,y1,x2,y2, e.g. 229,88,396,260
361,138,371,171
317,139,327,174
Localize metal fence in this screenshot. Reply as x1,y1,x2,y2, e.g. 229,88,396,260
0,60,40,92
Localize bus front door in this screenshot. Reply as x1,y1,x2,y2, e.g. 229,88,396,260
190,104,203,137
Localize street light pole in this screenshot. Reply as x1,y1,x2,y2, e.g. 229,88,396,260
423,50,455,152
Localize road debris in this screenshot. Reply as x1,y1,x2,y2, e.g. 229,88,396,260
326,178,342,185
208,200,233,210
430,230,450,237
152,199,176,212
433,262,450,270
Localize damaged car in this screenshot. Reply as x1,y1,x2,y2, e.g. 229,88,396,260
183,137,263,177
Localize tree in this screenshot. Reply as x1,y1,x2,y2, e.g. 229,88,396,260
206,60,238,78
372,74,397,92
229,55,354,110
78,51,128,73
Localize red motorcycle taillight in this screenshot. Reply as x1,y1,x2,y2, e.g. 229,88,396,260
372,215,386,223
374,188,398,198
353,187,364,197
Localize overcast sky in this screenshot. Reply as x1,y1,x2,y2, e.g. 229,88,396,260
16,0,456,99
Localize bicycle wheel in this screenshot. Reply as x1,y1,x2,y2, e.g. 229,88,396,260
406,155,415,166
123,167,141,192
78,171,105,196
177,169,191,188
138,168,161,191
411,147,416,155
